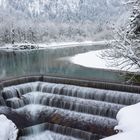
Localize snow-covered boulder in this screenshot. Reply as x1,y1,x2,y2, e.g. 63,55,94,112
101,103,140,140
0,114,18,140
115,103,140,132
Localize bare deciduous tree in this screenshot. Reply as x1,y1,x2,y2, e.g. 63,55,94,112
102,0,140,72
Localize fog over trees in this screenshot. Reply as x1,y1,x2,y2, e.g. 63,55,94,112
0,0,127,44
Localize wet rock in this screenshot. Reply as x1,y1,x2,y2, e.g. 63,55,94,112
0,106,32,129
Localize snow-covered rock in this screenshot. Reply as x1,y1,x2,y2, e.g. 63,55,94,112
101,103,140,140
0,114,18,140
115,103,140,132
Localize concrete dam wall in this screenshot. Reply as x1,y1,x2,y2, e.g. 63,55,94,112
0,75,140,140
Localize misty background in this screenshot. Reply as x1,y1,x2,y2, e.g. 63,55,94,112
0,0,130,44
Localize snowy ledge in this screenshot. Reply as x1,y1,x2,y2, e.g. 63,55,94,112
0,114,18,140
101,103,140,140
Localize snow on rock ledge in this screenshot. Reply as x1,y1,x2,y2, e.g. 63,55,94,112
0,114,18,140
101,103,140,140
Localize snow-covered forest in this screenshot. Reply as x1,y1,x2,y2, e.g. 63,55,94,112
102,0,140,72
0,0,128,44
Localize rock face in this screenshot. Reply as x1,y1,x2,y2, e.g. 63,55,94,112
0,107,31,129
0,107,32,128
0,114,18,140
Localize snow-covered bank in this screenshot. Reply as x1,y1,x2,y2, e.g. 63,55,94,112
43,40,113,49
70,49,137,72
101,103,140,140
0,114,18,140
0,41,94,49
0,40,113,50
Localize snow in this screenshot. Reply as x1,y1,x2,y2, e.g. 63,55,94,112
115,103,140,132
0,0,7,8
0,114,18,140
70,49,137,72
101,103,140,140
0,40,110,50
43,40,111,50
70,50,108,69
101,130,140,140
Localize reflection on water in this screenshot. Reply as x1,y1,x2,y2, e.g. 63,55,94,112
0,48,125,82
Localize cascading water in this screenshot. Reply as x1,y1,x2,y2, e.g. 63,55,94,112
1,81,140,140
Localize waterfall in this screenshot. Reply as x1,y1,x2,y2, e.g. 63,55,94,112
19,122,103,140
6,91,124,118
37,82,140,105
15,104,117,136
1,81,140,140
19,131,82,140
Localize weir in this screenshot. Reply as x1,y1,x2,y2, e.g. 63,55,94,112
0,75,140,140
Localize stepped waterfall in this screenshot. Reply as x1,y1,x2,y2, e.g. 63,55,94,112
0,77,140,140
